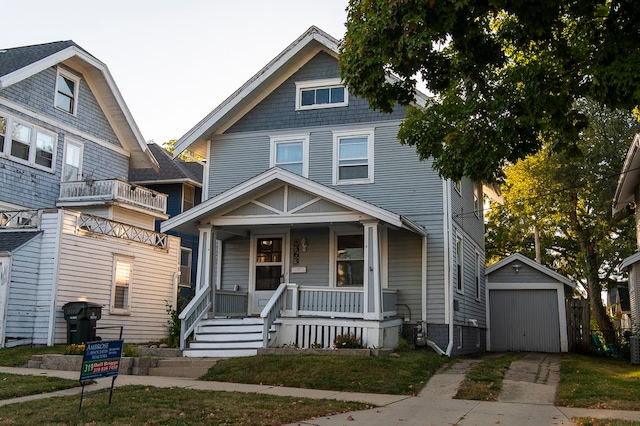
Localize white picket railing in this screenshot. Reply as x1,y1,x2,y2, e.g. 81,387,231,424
59,179,167,214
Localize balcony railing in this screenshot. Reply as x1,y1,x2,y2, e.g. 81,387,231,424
0,210,40,230
78,214,168,249
58,179,167,214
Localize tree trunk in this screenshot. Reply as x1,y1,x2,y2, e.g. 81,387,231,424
583,241,616,345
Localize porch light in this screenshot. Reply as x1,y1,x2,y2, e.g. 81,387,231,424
512,263,521,273
301,238,307,252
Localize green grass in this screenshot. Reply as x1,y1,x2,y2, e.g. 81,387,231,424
571,418,640,426
0,345,68,367
557,353,640,411
201,350,450,395
454,353,525,401
0,373,81,400
0,385,369,425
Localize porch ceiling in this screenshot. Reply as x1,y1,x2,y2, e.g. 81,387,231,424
162,168,427,237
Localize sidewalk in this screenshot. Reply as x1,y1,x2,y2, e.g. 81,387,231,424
2,355,640,425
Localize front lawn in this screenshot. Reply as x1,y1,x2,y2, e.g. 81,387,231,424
201,350,449,395
0,345,67,367
557,353,640,411
0,373,80,400
454,353,525,401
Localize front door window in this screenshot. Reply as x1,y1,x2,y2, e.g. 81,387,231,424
255,238,282,290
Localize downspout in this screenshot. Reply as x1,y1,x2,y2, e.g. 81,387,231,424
444,178,455,356
426,179,454,356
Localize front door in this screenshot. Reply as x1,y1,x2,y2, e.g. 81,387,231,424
252,235,286,314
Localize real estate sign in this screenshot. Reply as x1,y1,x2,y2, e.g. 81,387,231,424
80,340,124,382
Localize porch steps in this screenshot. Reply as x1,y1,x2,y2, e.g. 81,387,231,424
147,358,221,378
183,317,274,358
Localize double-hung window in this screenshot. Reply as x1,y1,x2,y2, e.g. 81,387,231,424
62,139,83,182
0,113,57,172
270,134,309,177
296,78,348,110
111,255,133,314
55,68,80,114
333,129,374,184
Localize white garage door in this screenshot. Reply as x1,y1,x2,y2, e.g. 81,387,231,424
490,289,560,352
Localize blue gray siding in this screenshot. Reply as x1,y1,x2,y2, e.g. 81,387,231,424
289,228,330,287
388,229,423,321
220,237,250,292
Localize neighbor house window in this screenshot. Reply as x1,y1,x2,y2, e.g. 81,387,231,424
55,68,79,114
0,116,6,153
333,129,374,184
457,326,463,349
454,179,461,194
336,234,364,287
111,255,133,314
475,252,481,300
62,139,83,182
1,114,57,172
270,134,309,177
296,78,348,110
473,183,480,218
456,236,463,293
182,184,195,212
179,248,192,288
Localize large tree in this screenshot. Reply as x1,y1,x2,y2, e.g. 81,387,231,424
486,100,640,344
339,0,640,182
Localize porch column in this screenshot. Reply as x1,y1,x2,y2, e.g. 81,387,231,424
362,220,383,320
195,226,218,293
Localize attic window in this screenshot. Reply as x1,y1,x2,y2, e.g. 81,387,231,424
296,78,348,110
55,68,79,115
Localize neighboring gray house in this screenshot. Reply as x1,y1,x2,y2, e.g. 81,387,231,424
613,133,640,331
0,41,180,347
485,253,575,353
130,143,204,296
163,26,487,357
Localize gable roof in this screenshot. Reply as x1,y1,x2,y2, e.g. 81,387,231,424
485,253,575,288
173,26,339,158
161,167,427,237
0,41,158,171
129,143,203,187
613,133,640,213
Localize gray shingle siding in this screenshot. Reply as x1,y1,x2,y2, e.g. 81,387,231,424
1,66,120,145
227,52,407,134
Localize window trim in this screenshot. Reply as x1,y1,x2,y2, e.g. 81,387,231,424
269,133,310,177
473,183,480,218
332,129,374,185
182,184,196,212
0,113,57,173
111,255,133,315
454,179,462,195
61,138,83,182
179,247,193,288
55,67,80,115
295,78,348,110
329,229,365,288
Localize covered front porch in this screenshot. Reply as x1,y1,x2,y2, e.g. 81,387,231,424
161,168,426,355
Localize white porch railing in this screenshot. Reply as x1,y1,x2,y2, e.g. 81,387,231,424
285,285,397,318
58,179,167,214
260,283,288,348
178,286,212,350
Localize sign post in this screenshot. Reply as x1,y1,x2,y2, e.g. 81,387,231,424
78,340,124,411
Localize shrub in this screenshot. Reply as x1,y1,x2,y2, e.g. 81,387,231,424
333,334,363,349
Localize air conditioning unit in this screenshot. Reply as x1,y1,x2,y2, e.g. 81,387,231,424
631,336,640,365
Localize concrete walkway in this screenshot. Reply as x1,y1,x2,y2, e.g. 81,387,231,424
2,353,640,425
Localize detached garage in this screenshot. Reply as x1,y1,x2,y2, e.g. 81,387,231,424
486,253,576,353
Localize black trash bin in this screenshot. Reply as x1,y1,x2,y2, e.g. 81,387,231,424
63,301,102,344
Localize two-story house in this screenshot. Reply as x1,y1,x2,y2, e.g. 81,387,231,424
162,27,486,357
0,41,180,347
613,133,640,331
130,142,204,298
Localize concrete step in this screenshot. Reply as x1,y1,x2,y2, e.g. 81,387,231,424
183,348,258,358
197,323,263,334
193,332,263,343
189,340,262,350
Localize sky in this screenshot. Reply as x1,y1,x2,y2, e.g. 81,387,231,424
3,0,350,145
